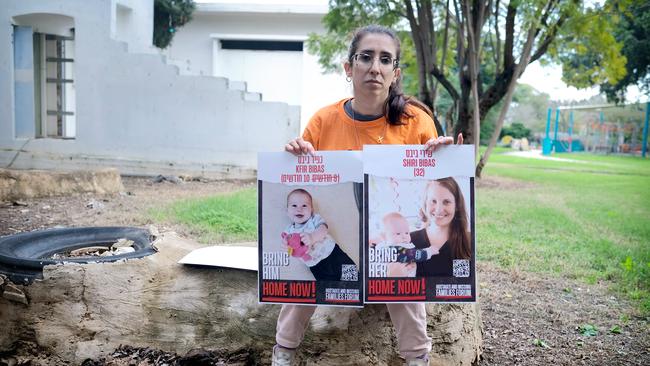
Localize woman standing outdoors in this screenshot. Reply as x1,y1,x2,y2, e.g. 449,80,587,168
276,25,461,366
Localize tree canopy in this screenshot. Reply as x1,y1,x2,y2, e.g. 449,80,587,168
598,1,649,102
153,0,196,49
308,0,628,175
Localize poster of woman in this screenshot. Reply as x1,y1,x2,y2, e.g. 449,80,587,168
364,145,476,303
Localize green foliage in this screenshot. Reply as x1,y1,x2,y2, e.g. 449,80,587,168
558,13,627,88
500,122,532,139
306,32,349,73
555,0,637,94
480,116,496,145
153,0,195,49
578,324,598,336
532,338,551,348
622,256,634,271
399,33,421,97
306,0,403,72
609,325,622,334
619,313,631,324
323,0,404,33
600,0,650,102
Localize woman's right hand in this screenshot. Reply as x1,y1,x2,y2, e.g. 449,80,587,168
423,132,464,152
285,137,315,156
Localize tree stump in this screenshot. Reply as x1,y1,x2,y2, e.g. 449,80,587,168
0,233,482,365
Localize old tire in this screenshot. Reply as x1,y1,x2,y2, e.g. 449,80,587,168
0,227,156,283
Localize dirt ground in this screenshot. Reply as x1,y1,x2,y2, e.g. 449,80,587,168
1,176,649,365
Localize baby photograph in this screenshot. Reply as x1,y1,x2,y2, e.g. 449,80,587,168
260,181,361,282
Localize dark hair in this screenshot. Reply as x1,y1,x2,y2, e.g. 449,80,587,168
287,188,312,206
347,25,433,126
418,177,471,260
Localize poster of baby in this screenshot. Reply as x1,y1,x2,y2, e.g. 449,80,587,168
258,151,363,307
364,145,476,303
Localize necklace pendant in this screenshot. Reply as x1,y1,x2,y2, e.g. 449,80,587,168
377,136,384,144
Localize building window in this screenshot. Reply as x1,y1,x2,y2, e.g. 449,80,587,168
38,32,76,138
220,40,303,52
12,14,76,139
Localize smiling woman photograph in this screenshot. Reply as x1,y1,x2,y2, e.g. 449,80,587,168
370,176,472,279
413,177,472,277
275,24,461,366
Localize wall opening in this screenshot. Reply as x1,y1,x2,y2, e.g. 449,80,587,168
12,13,76,139
220,40,303,52
114,3,134,45
212,35,305,105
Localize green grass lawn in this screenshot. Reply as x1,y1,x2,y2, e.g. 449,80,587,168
152,150,650,314
480,151,650,314
150,188,257,243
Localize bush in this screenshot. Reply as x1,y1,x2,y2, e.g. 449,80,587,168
153,0,196,49
500,122,532,139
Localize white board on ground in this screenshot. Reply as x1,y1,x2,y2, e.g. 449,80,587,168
178,245,258,271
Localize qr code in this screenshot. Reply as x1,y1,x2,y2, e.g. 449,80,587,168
453,259,470,277
340,264,358,281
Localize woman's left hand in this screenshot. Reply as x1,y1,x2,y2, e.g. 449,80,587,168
424,133,464,152
387,262,416,277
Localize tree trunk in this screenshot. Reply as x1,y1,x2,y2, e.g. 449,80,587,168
405,1,433,110
0,233,483,365
455,67,473,143
476,10,541,177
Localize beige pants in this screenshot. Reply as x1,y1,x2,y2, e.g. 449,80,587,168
276,303,431,359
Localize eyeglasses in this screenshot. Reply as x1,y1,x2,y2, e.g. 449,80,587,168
352,53,399,70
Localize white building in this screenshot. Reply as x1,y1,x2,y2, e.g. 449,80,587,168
165,0,348,127
0,0,345,178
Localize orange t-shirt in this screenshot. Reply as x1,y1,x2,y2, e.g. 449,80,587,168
302,98,438,150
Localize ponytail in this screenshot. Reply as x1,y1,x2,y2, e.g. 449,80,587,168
384,79,433,126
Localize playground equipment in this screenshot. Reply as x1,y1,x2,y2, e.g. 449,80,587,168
542,102,650,157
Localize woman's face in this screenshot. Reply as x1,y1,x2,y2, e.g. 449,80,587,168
344,33,401,99
424,183,456,227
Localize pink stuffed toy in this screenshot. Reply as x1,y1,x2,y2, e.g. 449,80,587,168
281,232,312,261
